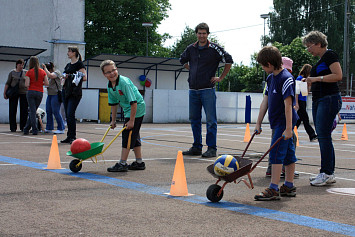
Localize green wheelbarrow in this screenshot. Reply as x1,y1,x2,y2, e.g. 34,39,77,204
66,126,132,173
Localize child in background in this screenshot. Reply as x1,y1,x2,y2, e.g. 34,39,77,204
36,108,46,133
254,46,299,201
100,60,146,172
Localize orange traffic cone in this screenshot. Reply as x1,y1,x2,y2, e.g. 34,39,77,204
294,126,299,147
244,123,251,142
341,123,348,141
166,151,193,196
45,135,63,169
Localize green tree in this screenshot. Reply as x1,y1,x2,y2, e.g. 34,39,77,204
85,0,171,58
268,1,355,81
273,38,318,77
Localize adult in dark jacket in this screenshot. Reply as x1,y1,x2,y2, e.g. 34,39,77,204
180,22,233,158
60,46,87,144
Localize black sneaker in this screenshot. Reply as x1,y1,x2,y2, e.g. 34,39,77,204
61,137,75,144
202,148,217,158
280,184,297,197
107,163,128,172
310,136,318,142
128,161,146,170
182,147,202,156
254,188,281,201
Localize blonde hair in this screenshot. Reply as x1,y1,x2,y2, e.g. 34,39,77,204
100,60,116,73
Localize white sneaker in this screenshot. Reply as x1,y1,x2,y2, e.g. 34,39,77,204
45,129,53,133
53,130,65,134
310,173,336,186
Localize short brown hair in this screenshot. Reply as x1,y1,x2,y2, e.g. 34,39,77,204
302,31,328,48
257,46,282,70
16,59,24,66
100,60,116,73
195,22,209,34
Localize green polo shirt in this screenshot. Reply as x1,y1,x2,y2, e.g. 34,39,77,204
107,75,146,118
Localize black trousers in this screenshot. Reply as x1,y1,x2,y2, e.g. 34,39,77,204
9,93,28,132
296,100,317,140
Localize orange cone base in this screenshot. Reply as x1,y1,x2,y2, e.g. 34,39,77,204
164,192,194,197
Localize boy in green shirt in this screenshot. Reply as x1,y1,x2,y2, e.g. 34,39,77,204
100,60,146,172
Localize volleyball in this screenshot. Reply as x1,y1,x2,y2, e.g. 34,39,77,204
213,155,239,176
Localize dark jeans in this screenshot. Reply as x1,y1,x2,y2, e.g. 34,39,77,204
62,90,81,139
296,100,316,140
9,93,28,131
189,88,217,150
312,93,342,175
24,90,43,134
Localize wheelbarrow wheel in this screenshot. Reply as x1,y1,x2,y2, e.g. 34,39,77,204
69,159,82,173
206,184,224,202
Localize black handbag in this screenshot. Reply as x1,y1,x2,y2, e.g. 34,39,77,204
6,71,22,98
54,79,62,103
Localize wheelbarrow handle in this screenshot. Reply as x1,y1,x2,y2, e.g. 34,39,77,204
241,130,258,158
100,126,112,143
249,135,285,173
100,127,133,154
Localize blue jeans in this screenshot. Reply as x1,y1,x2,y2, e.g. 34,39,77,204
189,88,217,150
62,90,81,139
312,93,342,175
46,94,65,131
24,90,43,134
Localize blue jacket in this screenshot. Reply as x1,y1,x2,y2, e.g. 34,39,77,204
180,40,233,90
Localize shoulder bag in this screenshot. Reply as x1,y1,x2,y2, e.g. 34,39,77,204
54,79,62,103
6,71,22,99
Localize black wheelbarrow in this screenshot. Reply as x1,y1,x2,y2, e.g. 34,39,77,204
206,131,284,202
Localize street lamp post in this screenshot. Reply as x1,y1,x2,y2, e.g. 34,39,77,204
142,22,153,56
260,14,269,85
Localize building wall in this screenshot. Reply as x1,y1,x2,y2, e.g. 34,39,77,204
0,0,85,71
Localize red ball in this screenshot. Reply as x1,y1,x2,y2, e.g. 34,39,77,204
70,138,91,154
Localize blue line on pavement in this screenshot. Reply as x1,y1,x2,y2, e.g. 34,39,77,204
1,155,355,236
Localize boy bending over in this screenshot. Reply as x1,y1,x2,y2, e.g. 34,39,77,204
101,60,146,172
254,46,299,201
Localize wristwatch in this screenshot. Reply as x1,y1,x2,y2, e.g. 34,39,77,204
320,76,324,81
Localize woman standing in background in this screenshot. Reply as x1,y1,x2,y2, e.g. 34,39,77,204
60,46,87,144
3,59,28,132
42,62,65,134
23,56,49,135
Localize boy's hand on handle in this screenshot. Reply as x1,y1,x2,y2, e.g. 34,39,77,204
110,121,116,129
254,125,262,135
125,119,134,130
282,128,293,140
